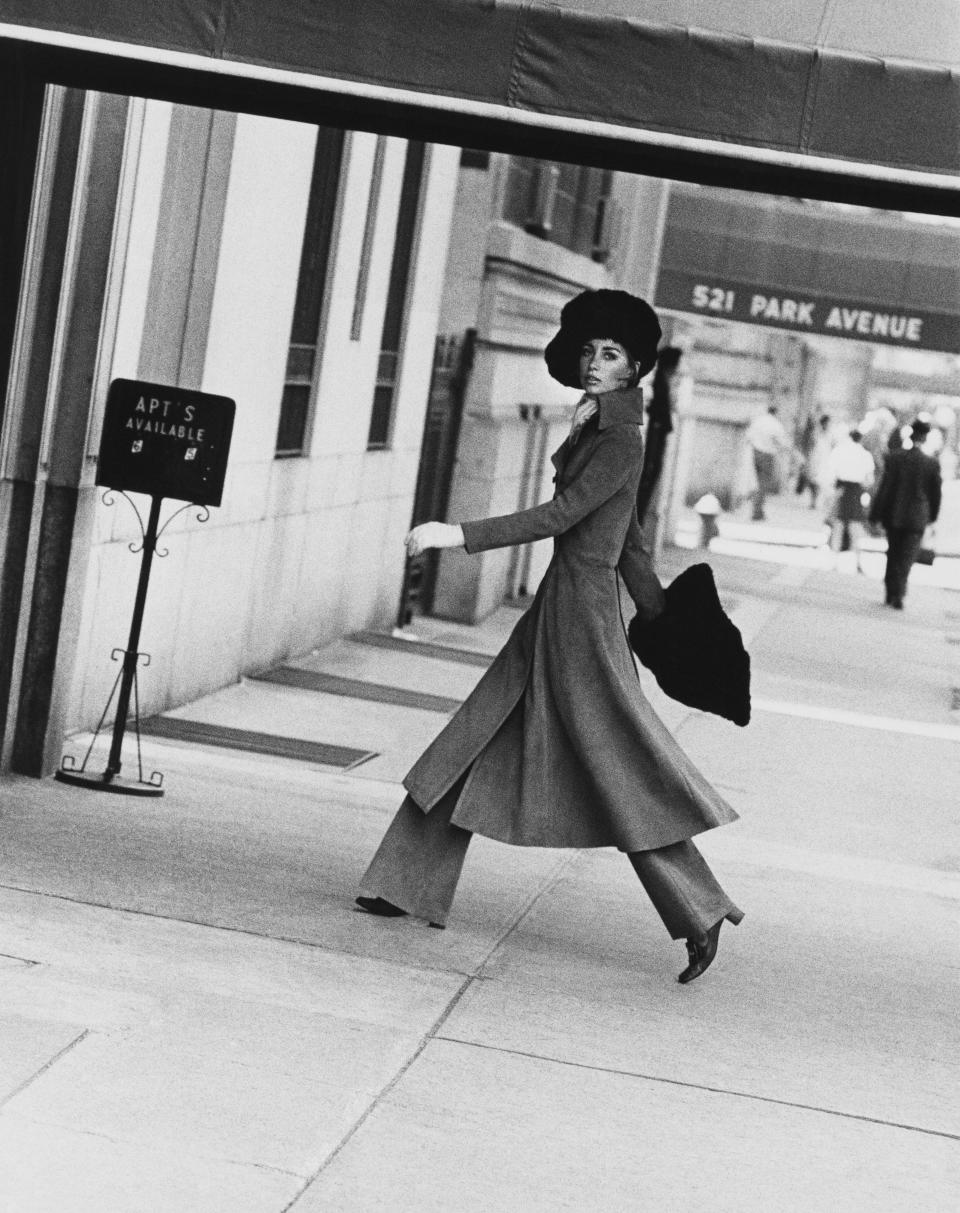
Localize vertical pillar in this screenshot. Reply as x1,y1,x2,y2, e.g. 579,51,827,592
6,91,131,776
138,106,236,389
0,86,83,764
611,175,671,300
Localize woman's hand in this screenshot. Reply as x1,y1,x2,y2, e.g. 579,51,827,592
405,522,465,557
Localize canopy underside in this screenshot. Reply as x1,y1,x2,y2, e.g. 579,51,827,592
1,1,958,212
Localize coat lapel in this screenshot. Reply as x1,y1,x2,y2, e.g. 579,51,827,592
550,438,570,472
551,417,599,480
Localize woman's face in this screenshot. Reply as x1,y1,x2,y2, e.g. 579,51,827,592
579,338,637,396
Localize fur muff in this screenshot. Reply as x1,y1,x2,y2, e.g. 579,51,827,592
629,563,752,727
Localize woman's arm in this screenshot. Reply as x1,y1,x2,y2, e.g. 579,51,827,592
619,511,665,622
460,426,640,554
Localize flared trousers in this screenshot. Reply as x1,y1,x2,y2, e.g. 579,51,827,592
359,785,743,939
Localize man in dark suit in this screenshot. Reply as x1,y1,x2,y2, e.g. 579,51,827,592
869,418,942,609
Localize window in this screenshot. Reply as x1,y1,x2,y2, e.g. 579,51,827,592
502,157,613,261
460,148,490,170
367,140,426,450
275,125,345,457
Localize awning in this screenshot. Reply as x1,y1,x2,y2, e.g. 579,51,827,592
656,187,960,352
1,1,959,213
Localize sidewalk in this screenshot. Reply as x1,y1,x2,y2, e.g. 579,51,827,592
1,536,958,1211
674,478,960,590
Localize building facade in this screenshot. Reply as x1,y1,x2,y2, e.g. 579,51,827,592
0,88,460,773
651,186,960,536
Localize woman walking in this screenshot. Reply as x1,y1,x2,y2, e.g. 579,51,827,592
357,290,743,984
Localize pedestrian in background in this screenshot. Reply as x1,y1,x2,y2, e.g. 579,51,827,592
804,414,834,510
745,405,789,521
869,417,942,610
356,289,744,985
825,426,875,573
636,344,682,528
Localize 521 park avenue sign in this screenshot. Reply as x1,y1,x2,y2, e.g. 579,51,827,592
96,379,235,506
656,270,960,353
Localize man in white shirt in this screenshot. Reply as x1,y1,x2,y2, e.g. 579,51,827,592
746,406,789,520
825,427,875,571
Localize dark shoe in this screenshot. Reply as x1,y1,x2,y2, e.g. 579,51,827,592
678,919,722,985
355,895,408,918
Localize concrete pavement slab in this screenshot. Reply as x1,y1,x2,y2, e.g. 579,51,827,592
293,1038,959,1212
441,851,958,1137
0,967,167,1034
748,597,958,723
406,606,524,656
0,1114,300,1213
0,757,573,975
4,997,418,1174
0,1014,85,1104
0,882,472,1194
0,883,462,1029
675,710,960,871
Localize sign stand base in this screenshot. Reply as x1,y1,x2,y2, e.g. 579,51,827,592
55,491,198,798
55,642,166,798
54,765,164,798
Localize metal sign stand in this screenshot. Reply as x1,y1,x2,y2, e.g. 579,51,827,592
55,491,209,796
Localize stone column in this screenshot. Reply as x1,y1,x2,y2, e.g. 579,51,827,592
3,91,132,775
431,223,604,622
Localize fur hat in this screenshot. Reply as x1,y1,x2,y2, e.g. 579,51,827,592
545,289,663,389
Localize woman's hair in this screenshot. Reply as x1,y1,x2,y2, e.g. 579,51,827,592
544,290,662,389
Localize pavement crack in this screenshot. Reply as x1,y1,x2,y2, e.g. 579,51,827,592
0,1029,90,1112
0,951,39,967
280,856,582,1209
436,1037,960,1143
6,1112,305,1179
279,974,476,1211
475,851,584,977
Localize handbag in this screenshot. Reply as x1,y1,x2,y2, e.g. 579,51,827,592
917,525,937,565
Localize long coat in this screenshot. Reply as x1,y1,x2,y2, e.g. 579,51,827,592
869,446,942,532
403,389,740,851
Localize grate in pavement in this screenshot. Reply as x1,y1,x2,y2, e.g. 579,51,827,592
952,688,960,712
351,630,492,667
138,717,376,769
253,667,462,713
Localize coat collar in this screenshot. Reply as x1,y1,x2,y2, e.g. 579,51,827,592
596,388,645,430
550,389,645,471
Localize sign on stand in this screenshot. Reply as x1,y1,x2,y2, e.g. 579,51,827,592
96,379,235,505
56,380,236,797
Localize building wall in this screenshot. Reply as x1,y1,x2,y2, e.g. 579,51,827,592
64,106,459,732
647,311,809,524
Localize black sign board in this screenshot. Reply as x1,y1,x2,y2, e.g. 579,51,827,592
96,379,235,506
